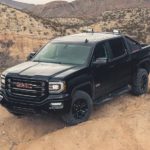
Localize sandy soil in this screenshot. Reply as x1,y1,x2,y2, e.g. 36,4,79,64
0,88,150,150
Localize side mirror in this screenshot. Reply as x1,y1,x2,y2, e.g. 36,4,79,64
93,57,108,66
27,52,36,60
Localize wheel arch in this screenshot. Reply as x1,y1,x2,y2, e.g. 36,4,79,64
137,59,150,73
71,82,93,99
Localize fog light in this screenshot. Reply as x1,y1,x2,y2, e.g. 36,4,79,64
49,102,64,110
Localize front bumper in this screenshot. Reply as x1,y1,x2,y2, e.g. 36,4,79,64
0,89,71,114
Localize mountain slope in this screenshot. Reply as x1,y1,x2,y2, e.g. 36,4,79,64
28,0,150,18
0,3,55,66
85,8,150,43
28,1,74,18
0,0,34,9
0,3,54,36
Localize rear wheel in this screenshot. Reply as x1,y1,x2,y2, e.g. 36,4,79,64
62,91,93,125
131,68,149,95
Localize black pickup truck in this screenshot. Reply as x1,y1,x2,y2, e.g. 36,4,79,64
0,32,150,125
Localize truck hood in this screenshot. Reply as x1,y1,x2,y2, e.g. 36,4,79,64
4,61,81,78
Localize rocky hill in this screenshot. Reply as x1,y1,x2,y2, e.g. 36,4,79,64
0,0,34,10
0,3,54,67
85,8,150,43
0,3,56,36
27,0,150,18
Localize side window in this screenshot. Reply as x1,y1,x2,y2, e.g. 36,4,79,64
94,43,107,59
125,37,141,52
109,38,126,59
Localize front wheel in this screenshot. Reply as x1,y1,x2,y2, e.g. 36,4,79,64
61,91,93,126
131,68,149,95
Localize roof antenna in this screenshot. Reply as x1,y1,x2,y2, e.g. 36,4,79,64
113,29,120,35
82,28,94,33
92,28,94,33
85,39,89,43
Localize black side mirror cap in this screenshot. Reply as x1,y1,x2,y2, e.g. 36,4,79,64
92,58,108,66
27,52,36,61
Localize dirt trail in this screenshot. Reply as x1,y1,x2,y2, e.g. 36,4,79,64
0,90,150,150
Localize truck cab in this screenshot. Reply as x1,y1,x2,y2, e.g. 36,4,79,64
0,32,150,125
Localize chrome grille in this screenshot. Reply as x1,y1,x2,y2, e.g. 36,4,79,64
6,77,48,102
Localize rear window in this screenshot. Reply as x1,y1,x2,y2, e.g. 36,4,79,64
125,37,141,52
108,38,126,59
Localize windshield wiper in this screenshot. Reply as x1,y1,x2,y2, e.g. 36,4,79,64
33,60,63,64
33,60,42,62
54,61,62,64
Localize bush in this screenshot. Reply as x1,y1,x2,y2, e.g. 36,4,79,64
0,40,14,49
0,49,11,67
0,40,17,67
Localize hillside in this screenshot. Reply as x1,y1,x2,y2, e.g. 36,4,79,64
0,3,55,67
0,0,34,10
85,8,150,43
27,0,150,18
0,4,56,36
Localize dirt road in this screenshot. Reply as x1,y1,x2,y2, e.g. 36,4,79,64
0,90,150,150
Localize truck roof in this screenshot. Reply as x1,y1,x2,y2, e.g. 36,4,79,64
52,33,122,44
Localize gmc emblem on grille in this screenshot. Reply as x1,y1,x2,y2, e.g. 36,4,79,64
16,82,33,89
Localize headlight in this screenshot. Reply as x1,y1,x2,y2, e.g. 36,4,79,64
49,81,66,93
1,75,5,85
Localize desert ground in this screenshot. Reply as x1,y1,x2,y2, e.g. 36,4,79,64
0,80,150,150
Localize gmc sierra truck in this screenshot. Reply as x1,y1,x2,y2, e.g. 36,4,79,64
0,32,150,125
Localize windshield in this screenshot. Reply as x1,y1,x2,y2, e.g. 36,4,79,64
33,43,92,65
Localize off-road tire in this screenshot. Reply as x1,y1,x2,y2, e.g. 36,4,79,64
132,68,149,95
61,91,93,126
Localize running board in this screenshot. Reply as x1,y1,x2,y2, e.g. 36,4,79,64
94,85,131,105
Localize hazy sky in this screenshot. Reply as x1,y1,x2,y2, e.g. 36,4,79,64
14,0,74,4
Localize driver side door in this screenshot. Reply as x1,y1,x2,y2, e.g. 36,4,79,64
92,42,112,99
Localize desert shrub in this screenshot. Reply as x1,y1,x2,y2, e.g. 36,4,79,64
0,49,12,67
1,7,7,12
23,26,27,31
0,40,18,67
0,49,21,68
11,10,15,13
0,40,14,49
44,32,49,36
